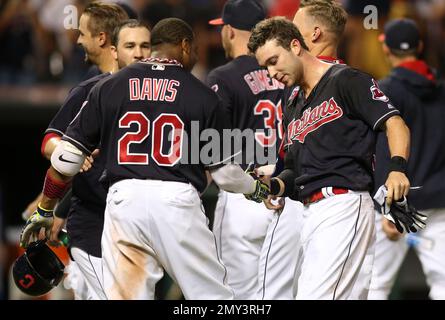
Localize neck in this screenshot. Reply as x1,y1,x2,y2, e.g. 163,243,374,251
301,52,332,97
97,49,118,73
230,31,251,59
231,44,249,59
311,42,337,59
391,55,417,68
151,44,180,61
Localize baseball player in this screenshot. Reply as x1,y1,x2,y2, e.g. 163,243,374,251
20,18,269,300
248,17,411,299
369,19,445,300
207,0,284,299
34,10,152,301
257,0,349,300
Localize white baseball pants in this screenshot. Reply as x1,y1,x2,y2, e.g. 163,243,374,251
369,208,445,299
102,179,234,300
213,190,273,299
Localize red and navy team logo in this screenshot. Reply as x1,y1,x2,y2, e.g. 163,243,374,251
19,274,35,288
370,79,389,102
288,86,300,102
286,97,343,143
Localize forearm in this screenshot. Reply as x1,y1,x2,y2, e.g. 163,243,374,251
210,164,255,194
384,115,410,160
271,169,296,197
40,167,71,210
39,141,86,210
270,150,296,197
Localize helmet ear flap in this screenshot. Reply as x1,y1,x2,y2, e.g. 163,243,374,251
13,241,65,296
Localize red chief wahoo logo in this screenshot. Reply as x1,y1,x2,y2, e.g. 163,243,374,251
370,79,389,102
19,274,35,288
287,97,343,143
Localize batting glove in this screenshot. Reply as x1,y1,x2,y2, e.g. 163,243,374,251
386,197,427,233
244,180,270,203
374,185,427,234
20,204,54,248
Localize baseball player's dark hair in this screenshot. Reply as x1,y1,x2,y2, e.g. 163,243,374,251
248,17,309,54
300,0,348,39
111,19,151,46
150,18,194,47
83,1,128,38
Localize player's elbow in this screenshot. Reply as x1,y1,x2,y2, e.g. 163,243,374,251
51,141,86,177
41,134,61,160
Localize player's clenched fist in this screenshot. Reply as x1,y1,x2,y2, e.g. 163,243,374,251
20,204,54,248
384,171,410,205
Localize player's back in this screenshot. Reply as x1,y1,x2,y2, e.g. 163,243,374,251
207,55,284,167
95,58,226,193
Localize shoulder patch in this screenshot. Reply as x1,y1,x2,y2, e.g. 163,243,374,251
370,79,389,102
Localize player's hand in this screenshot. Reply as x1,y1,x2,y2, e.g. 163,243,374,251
384,171,410,205
80,149,100,172
20,204,54,248
80,155,94,172
48,216,67,247
244,180,270,203
382,216,402,241
264,195,284,211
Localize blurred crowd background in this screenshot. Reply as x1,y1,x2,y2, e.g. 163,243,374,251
0,0,444,300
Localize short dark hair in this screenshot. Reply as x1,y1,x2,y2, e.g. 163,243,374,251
112,19,151,46
299,0,347,38
84,1,128,37
150,18,194,47
248,17,309,54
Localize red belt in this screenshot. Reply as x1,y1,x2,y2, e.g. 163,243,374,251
303,187,349,205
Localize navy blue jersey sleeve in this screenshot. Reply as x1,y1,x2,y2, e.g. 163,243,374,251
46,85,88,136
339,69,400,131
63,84,102,155
206,70,233,122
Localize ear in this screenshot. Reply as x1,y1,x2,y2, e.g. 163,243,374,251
227,25,235,40
110,45,118,61
181,38,191,55
290,38,302,56
312,27,321,42
97,31,107,47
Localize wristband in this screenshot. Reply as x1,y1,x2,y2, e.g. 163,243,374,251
43,169,70,199
36,203,53,218
389,156,407,173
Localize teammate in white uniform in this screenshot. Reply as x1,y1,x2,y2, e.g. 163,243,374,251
258,0,348,300
207,0,283,299
369,19,445,300
248,17,411,299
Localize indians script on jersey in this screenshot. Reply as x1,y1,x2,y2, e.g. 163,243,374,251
287,97,343,143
